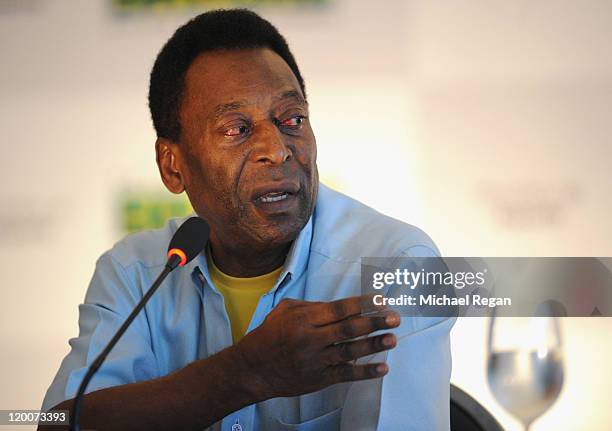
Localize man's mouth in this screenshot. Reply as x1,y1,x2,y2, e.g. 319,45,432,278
252,182,300,204
257,191,291,203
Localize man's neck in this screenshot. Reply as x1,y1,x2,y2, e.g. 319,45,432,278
208,240,290,277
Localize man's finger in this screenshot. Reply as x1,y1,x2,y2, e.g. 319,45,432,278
319,311,400,344
328,362,389,384
309,295,385,326
323,333,396,364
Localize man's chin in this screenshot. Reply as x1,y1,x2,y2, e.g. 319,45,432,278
250,219,305,246
246,212,309,248
243,193,313,246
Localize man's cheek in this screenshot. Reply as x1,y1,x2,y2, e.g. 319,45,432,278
295,148,317,174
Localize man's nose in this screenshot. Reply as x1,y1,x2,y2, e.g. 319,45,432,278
250,121,292,165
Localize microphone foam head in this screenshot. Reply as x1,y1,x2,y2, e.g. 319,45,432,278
167,217,210,267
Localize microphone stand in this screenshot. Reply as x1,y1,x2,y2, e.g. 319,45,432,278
69,254,181,431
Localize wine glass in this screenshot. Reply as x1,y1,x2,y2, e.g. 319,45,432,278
486,308,564,430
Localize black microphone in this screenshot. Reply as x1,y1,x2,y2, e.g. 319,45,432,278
70,217,210,431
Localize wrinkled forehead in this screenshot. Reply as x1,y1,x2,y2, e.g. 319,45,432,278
181,48,303,118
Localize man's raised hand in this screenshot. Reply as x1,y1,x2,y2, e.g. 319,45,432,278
233,295,400,401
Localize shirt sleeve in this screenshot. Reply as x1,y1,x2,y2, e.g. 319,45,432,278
341,245,456,431
41,253,159,412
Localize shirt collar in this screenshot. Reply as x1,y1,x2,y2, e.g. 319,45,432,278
191,215,313,293
278,214,313,283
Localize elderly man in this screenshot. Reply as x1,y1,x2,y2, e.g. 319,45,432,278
42,9,454,431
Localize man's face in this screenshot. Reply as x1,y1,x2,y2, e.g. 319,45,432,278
169,48,318,252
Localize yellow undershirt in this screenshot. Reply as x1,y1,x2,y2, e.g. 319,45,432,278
207,250,282,343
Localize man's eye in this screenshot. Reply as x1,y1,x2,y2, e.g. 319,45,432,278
224,125,250,137
280,116,306,127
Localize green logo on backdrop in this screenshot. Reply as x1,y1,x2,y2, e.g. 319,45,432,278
121,191,193,233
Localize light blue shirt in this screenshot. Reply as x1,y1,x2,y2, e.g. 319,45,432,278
43,184,455,430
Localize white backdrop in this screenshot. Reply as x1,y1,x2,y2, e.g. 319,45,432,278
0,1,610,429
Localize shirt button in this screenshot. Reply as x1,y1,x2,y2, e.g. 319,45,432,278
231,422,242,431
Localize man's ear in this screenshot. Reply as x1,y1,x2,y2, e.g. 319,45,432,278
155,137,185,194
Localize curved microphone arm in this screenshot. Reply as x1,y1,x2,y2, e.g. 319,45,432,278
69,256,180,431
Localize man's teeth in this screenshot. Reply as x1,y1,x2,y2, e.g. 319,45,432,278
260,192,289,203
